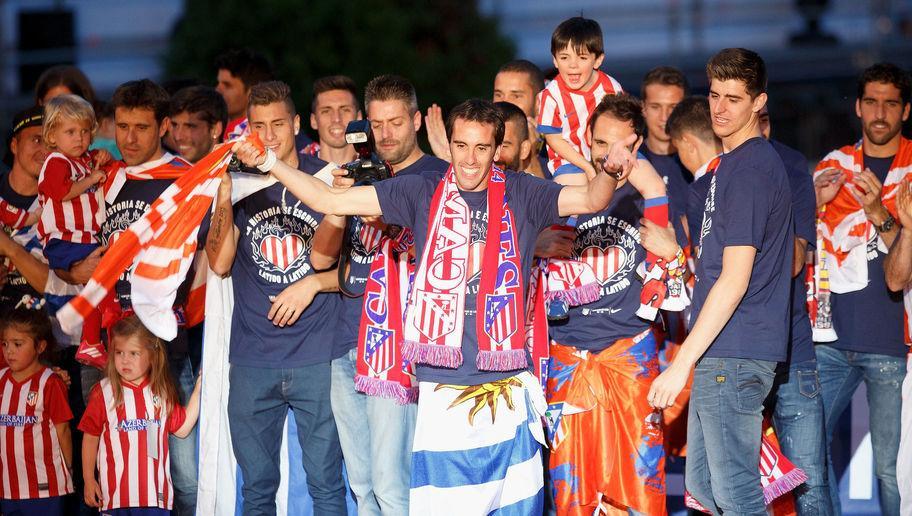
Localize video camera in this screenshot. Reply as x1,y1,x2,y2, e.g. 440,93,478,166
342,120,392,185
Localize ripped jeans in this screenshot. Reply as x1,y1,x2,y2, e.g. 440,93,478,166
816,345,906,516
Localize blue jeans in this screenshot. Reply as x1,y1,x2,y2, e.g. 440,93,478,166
816,345,905,516
330,348,416,516
686,357,776,515
168,350,199,516
228,362,346,516
769,359,831,516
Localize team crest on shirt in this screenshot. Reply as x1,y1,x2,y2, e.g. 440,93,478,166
26,391,38,406
152,395,161,407
574,215,638,296
246,205,318,284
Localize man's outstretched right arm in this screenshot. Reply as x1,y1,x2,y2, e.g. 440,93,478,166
234,141,383,217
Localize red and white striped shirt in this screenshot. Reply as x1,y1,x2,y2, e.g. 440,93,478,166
0,367,73,499
37,151,104,245
79,378,186,511
537,71,624,177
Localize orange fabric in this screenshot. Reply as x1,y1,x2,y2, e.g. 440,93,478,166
547,333,665,516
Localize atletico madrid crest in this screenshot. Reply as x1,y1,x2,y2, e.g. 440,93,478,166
484,293,517,345
414,290,458,341
363,327,395,376
26,391,38,407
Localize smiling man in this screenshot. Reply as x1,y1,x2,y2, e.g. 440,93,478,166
206,80,347,515
168,86,227,164
303,75,361,164
234,97,638,514
648,48,793,515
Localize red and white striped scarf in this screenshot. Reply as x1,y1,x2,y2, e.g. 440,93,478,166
57,137,262,340
402,166,527,371
685,422,808,512
810,138,912,342
354,225,417,403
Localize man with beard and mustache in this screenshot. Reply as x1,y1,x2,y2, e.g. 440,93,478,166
493,101,532,173
327,74,447,515
812,63,910,516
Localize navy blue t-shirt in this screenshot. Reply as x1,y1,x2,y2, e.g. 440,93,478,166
549,182,688,350
692,137,793,362
771,140,816,364
374,170,564,385
687,173,712,251
229,155,339,367
830,155,906,357
643,148,691,218
0,171,41,309
337,154,448,356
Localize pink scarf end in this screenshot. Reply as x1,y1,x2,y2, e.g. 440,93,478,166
763,468,809,505
354,376,418,405
544,283,601,307
402,341,463,368
475,349,528,372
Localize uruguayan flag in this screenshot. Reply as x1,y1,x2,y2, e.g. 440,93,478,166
409,373,547,515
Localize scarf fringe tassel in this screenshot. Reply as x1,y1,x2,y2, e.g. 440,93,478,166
476,348,528,371
402,341,463,368
544,283,600,307
354,375,418,405
763,468,809,505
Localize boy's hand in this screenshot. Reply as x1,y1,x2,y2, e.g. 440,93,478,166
92,149,113,169
89,170,106,185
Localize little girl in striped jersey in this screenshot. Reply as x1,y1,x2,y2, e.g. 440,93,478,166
37,94,113,370
0,309,73,516
79,315,201,515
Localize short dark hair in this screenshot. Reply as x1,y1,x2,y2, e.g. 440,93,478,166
248,80,296,117
641,66,690,99
364,75,418,115
588,93,645,140
214,48,274,89
494,101,529,142
498,60,545,95
311,75,359,114
446,99,505,147
666,96,714,143
857,63,911,105
111,79,170,123
170,85,229,135
551,17,604,57
706,48,767,98
34,65,96,105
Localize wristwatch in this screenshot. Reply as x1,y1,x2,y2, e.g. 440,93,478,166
875,214,896,233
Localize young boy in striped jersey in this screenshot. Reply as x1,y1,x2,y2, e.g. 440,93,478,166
538,17,672,319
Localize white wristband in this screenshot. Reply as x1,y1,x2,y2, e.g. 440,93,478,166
257,149,277,173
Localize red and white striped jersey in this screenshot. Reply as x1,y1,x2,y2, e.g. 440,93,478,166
37,151,104,245
0,367,73,499
79,378,186,511
537,71,624,177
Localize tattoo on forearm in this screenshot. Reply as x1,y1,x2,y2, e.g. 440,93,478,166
208,205,228,251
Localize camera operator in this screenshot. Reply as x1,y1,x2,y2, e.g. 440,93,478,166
329,74,447,515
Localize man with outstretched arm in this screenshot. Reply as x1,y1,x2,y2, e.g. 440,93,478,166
234,98,636,515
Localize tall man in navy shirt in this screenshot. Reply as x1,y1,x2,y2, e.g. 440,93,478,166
330,74,447,516
648,48,794,515
812,63,910,516
206,81,347,515
234,98,639,515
